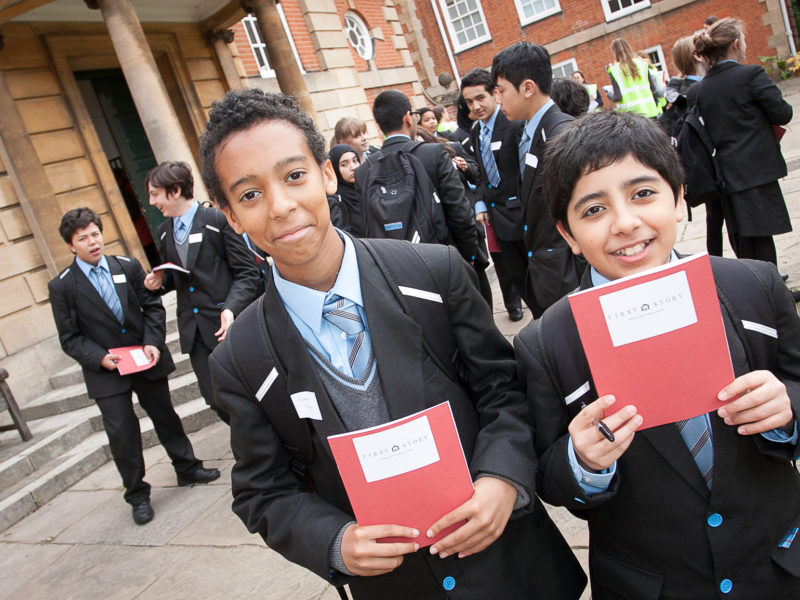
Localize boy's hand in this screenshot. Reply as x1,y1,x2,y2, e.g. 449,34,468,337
101,353,122,371
143,345,160,366
717,370,794,435
570,395,641,472
215,309,234,341
144,271,164,291
340,523,419,576
426,476,516,559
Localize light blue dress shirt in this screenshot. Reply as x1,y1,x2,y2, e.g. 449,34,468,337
76,255,122,309
173,201,199,242
474,106,503,216
521,98,555,156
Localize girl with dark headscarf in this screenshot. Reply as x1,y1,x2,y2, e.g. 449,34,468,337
328,144,361,234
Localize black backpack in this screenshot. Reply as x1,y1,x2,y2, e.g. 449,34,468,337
676,102,725,208
359,141,449,244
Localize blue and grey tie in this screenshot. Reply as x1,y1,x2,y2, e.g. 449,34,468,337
676,416,714,489
518,130,530,177
322,294,368,378
92,266,123,324
175,221,188,243
480,125,501,188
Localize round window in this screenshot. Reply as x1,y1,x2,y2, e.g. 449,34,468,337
344,11,375,61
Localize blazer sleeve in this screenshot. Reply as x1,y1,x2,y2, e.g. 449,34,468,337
215,212,261,316
514,323,618,511
153,221,176,294
127,257,168,349
438,245,537,498
48,275,108,372
431,146,479,262
210,345,353,580
750,66,793,126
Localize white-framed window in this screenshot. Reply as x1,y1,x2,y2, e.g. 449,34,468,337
514,0,561,26
242,9,304,79
344,11,375,61
601,0,650,22
438,0,492,53
552,58,578,79
643,44,668,83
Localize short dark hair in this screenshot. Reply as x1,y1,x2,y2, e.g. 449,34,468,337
703,15,719,26
144,161,194,200
541,112,683,231
460,68,493,93
550,78,590,118
199,89,326,209
491,42,553,95
59,207,103,243
372,90,412,135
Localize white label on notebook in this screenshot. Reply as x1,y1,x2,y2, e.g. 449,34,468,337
130,348,150,367
599,271,696,347
352,416,440,483
188,232,203,244
290,391,322,420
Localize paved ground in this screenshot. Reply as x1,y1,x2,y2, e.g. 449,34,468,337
3,79,800,599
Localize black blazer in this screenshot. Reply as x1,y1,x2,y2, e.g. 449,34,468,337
49,255,175,399
155,204,260,353
693,61,792,193
354,136,479,262
210,239,585,599
516,257,800,599
469,110,525,241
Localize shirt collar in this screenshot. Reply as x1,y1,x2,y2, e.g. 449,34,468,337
590,251,679,287
174,201,199,235
76,254,109,279
272,230,363,335
524,99,555,141
384,133,411,142
482,106,500,136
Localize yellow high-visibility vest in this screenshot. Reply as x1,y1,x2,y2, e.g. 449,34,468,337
608,59,660,118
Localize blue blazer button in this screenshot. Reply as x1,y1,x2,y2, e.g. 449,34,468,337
720,578,733,594
193,308,199,314
189,286,195,292
707,513,723,527
528,251,533,257
121,329,126,334
442,576,455,591
523,224,528,231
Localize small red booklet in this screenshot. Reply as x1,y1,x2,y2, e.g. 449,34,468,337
568,253,734,429
328,402,473,547
152,262,190,274
109,346,156,376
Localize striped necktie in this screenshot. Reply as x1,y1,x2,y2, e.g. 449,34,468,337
676,416,714,489
91,266,123,324
322,294,368,378
518,130,530,177
480,125,501,187
175,220,189,244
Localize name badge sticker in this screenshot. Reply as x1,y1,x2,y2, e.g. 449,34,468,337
525,154,538,168
188,232,203,244
290,391,323,420
112,274,126,284
491,140,502,151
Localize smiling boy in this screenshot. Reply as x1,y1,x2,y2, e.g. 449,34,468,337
201,89,585,599
515,111,800,598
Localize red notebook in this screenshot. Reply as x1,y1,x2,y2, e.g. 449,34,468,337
328,402,474,547
108,346,156,376
568,253,734,429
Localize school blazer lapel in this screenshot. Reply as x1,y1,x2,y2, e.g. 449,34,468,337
639,426,711,500
184,207,204,271
355,241,427,421
73,259,120,324
106,257,130,323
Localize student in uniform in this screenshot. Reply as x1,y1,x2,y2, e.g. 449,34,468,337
48,208,219,525
143,161,260,422
200,88,586,600
516,111,800,599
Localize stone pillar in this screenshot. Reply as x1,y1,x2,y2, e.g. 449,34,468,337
242,0,319,122
90,0,209,203
208,29,243,92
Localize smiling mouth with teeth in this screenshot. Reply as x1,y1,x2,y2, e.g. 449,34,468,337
614,240,651,256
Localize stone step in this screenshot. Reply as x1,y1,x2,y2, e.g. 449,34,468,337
22,355,196,422
47,331,184,389
0,397,217,533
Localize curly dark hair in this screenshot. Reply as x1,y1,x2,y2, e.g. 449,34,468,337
199,89,327,209
59,207,102,243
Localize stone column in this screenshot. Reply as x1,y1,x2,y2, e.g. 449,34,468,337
89,0,209,203
208,29,243,92
242,0,319,122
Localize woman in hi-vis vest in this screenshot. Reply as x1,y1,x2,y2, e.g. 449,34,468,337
605,38,662,118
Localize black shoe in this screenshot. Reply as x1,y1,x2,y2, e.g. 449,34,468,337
177,467,221,486
508,307,524,322
781,273,789,282
132,500,154,525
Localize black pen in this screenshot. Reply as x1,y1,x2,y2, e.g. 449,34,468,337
581,402,615,442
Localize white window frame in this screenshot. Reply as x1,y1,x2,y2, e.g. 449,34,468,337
514,0,561,26
438,0,492,53
601,0,650,23
551,58,578,79
643,44,669,82
344,11,376,61
242,8,304,79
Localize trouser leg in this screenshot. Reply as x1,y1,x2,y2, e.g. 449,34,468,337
491,251,521,310
189,338,230,424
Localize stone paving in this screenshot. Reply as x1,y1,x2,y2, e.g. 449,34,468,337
3,79,800,599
